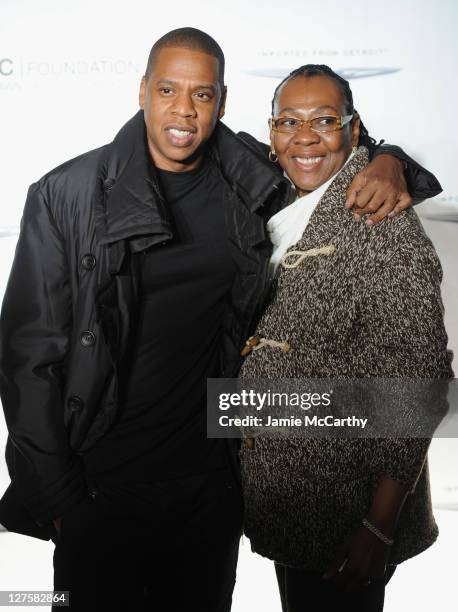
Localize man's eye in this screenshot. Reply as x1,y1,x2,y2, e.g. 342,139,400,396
159,88,173,95
194,92,211,101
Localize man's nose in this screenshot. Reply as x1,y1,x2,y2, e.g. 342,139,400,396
171,93,197,118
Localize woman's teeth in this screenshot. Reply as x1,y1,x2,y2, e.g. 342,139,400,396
295,156,324,165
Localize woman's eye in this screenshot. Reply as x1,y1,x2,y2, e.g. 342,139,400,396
317,117,336,125
283,118,299,127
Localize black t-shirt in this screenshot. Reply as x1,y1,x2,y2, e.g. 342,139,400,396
84,156,236,481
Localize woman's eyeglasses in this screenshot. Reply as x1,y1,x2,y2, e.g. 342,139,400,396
270,114,353,134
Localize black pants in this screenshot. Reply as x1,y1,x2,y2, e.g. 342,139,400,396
274,563,396,612
52,469,243,612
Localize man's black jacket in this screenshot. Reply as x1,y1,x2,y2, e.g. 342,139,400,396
0,110,442,539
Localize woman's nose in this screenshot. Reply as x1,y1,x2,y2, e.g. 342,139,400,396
293,124,320,145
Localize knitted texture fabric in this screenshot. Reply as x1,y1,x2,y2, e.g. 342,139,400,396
239,146,454,570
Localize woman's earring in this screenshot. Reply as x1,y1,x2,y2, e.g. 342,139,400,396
269,149,278,163
352,146,358,154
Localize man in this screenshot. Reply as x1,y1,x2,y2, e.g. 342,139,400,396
0,27,441,612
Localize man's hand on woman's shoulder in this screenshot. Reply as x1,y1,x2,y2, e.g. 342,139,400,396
346,154,412,225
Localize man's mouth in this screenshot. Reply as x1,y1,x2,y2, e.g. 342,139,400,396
165,127,196,147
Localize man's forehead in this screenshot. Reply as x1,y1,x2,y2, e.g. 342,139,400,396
150,46,220,82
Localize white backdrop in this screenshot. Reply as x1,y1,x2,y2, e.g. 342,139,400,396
1,0,458,224
0,1,457,611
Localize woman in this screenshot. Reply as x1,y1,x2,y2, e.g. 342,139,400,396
239,64,453,612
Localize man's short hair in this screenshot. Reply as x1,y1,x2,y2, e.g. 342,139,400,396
145,27,225,88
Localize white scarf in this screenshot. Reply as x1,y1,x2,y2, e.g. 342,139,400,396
267,151,355,277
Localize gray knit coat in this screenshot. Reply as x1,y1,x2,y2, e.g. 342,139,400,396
239,146,454,570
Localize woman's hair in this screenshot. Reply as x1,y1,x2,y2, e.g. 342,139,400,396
271,64,377,151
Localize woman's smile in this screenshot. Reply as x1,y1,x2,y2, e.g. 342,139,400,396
291,154,326,172
271,74,360,195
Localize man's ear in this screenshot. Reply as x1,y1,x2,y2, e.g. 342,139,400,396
139,76,146,109
218,86,227,119
351,111,361,147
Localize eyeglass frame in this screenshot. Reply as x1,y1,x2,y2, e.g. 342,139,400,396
269,113,354,134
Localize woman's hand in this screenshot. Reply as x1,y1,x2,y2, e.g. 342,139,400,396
323,475,408,592
346,154,412,224
322,525,391,592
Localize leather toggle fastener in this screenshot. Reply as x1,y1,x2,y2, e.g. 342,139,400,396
241,335,290,356
241,335,261,356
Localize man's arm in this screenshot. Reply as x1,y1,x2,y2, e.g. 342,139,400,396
346,131,443,224
236,131,442,223
0,182,87,527
373,144,442,205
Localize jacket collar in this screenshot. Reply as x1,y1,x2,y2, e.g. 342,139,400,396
94,110,288,250
94,111,173,251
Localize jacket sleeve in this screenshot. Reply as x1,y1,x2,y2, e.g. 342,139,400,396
0,182,87,525
237,131,271,159
361,225,453,490
372,144,442,205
